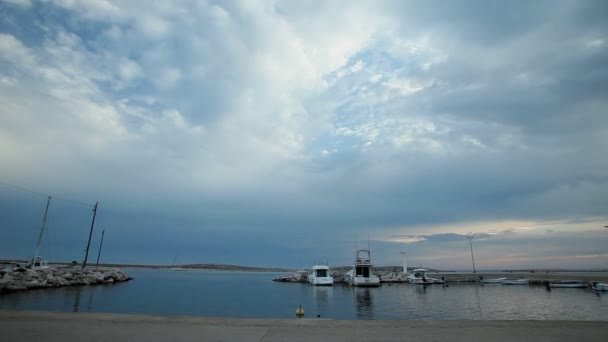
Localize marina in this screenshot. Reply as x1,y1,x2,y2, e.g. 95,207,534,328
1,268,607,321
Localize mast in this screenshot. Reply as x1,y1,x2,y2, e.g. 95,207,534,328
400,250,408,274
82,202,99,269
95,229,105,270
31,196,51,267
467,234,477,273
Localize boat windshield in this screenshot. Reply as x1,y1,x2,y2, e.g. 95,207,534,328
355,266,371,277
316,269,328,277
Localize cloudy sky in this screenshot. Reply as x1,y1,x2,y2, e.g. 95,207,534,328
1,0,607,270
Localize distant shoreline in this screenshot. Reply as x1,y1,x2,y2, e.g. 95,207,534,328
72,263,292,273
2,259,607,273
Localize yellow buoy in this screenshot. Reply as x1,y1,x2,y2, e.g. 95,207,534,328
296,305,304,318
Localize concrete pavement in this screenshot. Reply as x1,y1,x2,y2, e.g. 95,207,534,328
1,310,607,341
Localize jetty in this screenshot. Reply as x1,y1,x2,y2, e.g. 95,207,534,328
0,266,132,293
1,310,606,341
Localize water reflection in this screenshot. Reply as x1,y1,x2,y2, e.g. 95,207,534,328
72,286,95,312
312,286,333,318
353,288,374,319
473,284,483,319
415,285,428,294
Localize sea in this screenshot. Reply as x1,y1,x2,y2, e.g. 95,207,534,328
1,268,607,320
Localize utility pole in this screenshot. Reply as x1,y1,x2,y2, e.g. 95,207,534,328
31,196,51,267
95,229,105,270
82,202,98,269
467,233,477,273
400,250,408,275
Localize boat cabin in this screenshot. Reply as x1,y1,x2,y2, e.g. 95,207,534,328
30,256,49,270
314,268,328,277
412,269,428,278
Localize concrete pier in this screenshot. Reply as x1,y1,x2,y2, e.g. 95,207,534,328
1,310,607,341
428,271,608,283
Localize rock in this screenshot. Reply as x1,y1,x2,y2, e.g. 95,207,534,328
5,284,27,292
0,267,131,293
0,273,14,284
25,279,47,289
88,272,105,284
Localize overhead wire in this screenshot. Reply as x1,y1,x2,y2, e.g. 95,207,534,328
0,180,95,207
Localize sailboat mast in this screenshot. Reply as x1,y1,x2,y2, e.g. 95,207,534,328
82,202,99,269
95,229,105,270
31,196,51,266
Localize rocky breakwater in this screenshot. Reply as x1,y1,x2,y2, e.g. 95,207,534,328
0,267,132,293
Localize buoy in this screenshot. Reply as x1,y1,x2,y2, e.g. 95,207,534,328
296,305,304,318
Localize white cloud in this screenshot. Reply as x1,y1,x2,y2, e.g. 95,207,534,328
0,0,607,268
155,67,182,90
0,33,34,66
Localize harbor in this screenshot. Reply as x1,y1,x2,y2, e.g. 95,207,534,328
2,268,607,321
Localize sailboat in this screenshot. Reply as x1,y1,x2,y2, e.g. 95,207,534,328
169,254,188,271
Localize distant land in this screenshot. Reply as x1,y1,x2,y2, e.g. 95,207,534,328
88,263,292,273
2,260,606,273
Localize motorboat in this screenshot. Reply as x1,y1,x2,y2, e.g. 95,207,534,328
307,264,334,286
344,250,380,287
592,282,608,291
502,278,529,285
481,277,507,284
548,280,589,288
408,269,434,285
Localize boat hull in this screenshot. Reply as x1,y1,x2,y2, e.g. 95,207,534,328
308,276,334,286
592,283,608,291
481,278,506,284
502,280,529,285
350,276,380,287
549,282,588,288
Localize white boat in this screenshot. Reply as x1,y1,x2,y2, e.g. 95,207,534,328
481,277,507,284
548,280,589,288
345,250,380,287
408,269,434,285
502,279,529,285
31,256,49,270
169,267,188,271
307,264,333,286
592,283,608,291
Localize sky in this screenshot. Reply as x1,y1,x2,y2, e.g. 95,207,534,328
0,0,607,270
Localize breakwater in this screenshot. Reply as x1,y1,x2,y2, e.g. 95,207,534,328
274,270,608,284
0,266,132,293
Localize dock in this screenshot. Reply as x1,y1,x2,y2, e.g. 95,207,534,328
1,310,607,341
427,271,608,283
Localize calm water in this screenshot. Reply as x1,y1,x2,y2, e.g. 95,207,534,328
1,268,607,320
